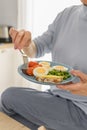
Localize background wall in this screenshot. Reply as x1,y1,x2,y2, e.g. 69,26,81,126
0,0,17,27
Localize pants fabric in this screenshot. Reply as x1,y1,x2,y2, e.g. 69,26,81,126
1,87,87,130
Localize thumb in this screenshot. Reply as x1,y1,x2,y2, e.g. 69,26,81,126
70,70,87,82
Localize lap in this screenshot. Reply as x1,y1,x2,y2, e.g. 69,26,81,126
1,87,87,130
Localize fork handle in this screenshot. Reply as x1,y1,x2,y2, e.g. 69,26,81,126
22,55,28,64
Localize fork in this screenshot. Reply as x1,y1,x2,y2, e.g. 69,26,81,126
20,49,28,69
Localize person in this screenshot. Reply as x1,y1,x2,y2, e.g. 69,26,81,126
1,0,87,129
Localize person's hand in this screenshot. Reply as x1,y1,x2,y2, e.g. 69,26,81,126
9,28,31,50
56,70,87,96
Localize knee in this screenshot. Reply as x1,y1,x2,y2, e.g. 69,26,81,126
1,87,17,105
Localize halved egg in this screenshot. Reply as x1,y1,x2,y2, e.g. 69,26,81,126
39,61,50,68
33,67,49,77
53,65,68,71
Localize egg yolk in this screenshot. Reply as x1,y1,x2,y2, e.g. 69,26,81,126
37,68,46,74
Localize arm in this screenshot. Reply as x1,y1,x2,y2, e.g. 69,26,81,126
9,22,55,58
9,7,68,58
9,8,69,58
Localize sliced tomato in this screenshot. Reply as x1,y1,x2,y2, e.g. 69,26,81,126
28,61,39,67
26,64,42,76
26,67,34,76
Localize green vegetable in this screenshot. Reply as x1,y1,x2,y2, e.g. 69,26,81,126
47,69,71,80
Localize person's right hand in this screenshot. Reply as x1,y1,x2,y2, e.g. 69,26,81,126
9,28,32,50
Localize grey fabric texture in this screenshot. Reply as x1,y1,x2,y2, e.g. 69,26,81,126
34,4,87,114
0,93,39,130
1,87,87,130
10,114,39,130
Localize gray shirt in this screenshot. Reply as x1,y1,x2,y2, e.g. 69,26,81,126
34,4,87,114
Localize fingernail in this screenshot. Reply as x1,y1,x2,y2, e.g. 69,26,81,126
19,31,24,35
14,45,18,49
14,46,17,49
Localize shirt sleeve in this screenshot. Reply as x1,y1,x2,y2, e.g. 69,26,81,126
33,11,64,58
33,5,75,58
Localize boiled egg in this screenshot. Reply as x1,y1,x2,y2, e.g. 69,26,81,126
39,61,50,68
33,67,49,77
53,65,68,71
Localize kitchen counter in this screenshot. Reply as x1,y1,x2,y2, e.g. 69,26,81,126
0,43,42,92
0,43,13,49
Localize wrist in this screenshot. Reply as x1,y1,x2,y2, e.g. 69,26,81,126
23,41,37,58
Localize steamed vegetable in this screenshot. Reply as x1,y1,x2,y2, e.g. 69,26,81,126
47,69,71,80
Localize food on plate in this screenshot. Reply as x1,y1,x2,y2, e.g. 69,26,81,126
47,69,71,80
28,61,39,67
39,61,50,68
36,75,63,83
35,68,71,83
52,65,68,71
33,67,49,77
26,66,36,76
26,61,42,76
23,61,72,84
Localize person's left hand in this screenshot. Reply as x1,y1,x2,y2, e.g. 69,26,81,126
56,70,87,96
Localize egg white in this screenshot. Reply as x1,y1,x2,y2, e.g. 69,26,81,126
52,65,68,71
39,61,50,68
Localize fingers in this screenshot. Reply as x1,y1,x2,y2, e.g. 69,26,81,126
9,28,31,50
18,31,31,50
71,70,87,82
57,82,87,96
9,28,18,44
57,82,81,91
14,30,25,49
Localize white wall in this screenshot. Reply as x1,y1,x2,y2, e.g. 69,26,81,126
0,0,17,27
28,0,81,38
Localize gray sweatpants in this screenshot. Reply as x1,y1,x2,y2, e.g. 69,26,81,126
1,87,87,130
